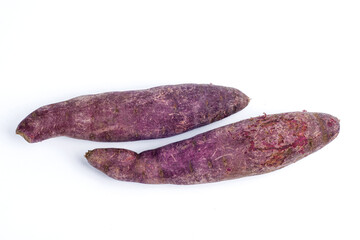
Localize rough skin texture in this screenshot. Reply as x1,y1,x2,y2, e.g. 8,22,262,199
16,84,249,143
86,112,340,185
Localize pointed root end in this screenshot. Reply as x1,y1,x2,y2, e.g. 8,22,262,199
16,129,33,143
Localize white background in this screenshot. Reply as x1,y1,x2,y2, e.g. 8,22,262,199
1,1,359,239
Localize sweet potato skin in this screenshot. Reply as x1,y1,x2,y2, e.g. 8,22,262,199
16,84,249,143
86,112,340,185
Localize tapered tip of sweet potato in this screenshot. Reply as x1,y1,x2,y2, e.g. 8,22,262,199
235,88,250,109
86,148,139,180
85,150,93,159
315,113,340,144
16,117,39,143
85,150,99,170
16,129,33,143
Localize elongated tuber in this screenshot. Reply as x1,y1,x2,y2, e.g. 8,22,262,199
86,112,340,185
16,84,249,143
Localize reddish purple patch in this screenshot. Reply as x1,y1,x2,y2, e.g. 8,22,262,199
292,136,308,147
327,118,337,127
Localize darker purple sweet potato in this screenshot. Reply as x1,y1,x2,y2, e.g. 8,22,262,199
86,112,340,185
16,84,249,143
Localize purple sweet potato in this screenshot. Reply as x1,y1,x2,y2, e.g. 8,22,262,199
16,84,249,143
86,112,340,185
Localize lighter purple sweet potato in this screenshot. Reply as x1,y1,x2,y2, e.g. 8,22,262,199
16,84,249,143
86,112,340,185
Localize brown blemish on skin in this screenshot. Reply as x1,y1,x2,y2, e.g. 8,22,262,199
222,157,228,167
260,119,279,128
308,138,314,151
265,148,293,168
105,133,111,141
232,105,238,113
278,134,284,145
89,133,95,140
314,113,329,143
159,169,164,178
189,161,194,173
264,156,285,168
103,164,110,173
207,160,213,168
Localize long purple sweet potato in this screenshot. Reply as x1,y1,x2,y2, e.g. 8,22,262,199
86,112,340,185
16,84,249,143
